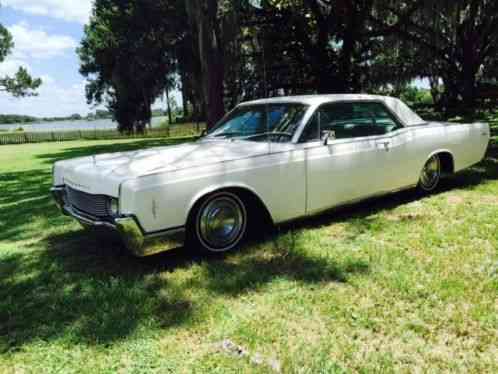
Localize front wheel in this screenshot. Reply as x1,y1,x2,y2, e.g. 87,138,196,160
189,192,248,254
417,154,441,193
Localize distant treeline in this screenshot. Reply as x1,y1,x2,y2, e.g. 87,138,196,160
0,111,110,125
0,109,165,125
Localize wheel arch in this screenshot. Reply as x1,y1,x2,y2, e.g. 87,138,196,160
426,149,455,175
186,183,275,226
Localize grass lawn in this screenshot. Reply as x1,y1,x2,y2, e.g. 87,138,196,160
1,135,497,373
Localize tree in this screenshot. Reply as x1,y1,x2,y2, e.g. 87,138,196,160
373,0,498,112
233,0,404,95
0,20,41,97
185,0,241,129
78,0,180,133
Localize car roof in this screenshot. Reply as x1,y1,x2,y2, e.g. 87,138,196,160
239,94,425,127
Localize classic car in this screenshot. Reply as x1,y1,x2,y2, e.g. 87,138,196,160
51,94,490,256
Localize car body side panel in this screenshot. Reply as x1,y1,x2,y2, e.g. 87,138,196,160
390,124,467,187
120,148,307,232
119,121,489,234
305,137,393,213
460,122,490,170
406,122,489,177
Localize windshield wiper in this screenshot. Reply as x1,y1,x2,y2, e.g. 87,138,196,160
242,132,293,140
211,132,245,138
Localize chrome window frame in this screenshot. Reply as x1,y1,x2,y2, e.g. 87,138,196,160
294,100,407,144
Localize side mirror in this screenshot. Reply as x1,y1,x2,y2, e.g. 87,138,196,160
322,130,336,146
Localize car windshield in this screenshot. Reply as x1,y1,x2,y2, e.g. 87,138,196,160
206,103,309,142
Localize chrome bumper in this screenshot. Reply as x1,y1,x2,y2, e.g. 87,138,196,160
51,187,185,257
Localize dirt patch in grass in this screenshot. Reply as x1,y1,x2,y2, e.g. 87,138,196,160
447,195,465,205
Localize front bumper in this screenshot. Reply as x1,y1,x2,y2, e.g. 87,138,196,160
51,187,185,257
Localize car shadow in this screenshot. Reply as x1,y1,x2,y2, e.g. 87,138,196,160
0,225,368,352
1,139,496,352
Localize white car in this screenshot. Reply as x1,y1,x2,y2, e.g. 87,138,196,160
51,95,490,256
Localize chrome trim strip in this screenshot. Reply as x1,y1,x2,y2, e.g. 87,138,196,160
64,204,116,229
295,99,407,143
304,183,418,218
51,186,185,257
51,186,67,213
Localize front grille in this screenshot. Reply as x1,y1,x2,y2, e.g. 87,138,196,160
66,186,110,217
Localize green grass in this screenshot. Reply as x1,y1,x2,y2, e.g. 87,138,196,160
1,135,497,373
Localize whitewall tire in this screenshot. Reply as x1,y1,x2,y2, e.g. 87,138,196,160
190,192,248,253
418,154,442,193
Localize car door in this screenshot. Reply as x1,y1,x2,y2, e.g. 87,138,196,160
300,101,403,214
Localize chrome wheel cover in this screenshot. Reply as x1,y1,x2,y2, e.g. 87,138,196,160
198,194,246,251
420,155,441,191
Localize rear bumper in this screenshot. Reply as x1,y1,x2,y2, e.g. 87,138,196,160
51,187,185,257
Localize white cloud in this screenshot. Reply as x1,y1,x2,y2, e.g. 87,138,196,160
2,0,93,24
0,57,30,76
0,76,184,118
8,22,77,59
0,23,82,116
0,76,92,117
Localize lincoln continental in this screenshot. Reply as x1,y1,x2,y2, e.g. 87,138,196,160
51,95,490,256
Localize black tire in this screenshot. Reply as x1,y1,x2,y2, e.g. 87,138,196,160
417,154,442,193
187,191,248,254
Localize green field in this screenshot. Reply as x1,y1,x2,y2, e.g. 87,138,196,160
1,136,497,373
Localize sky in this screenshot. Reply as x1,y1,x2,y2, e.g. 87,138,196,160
0,0,176,118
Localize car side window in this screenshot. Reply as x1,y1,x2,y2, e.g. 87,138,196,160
300,101,402,142
299,112,320,142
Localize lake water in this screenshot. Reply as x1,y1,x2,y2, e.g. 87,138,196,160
0,116,167,132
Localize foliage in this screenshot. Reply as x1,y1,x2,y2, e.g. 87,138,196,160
0,19,42,97
80,0,498,130
395,86,433,107
0,136,497,371
0,112,105,125
0,23,13,62
0,114,38,124
78,0,181,133
372,0,498,112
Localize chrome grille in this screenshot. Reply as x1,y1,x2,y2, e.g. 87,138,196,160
66,186,110,217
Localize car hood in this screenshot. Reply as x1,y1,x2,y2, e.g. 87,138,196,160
54,140,278,196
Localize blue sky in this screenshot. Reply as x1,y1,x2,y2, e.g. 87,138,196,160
0,1,95,117
0,1,177,118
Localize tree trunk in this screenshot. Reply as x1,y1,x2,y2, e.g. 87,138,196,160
460,45,479,113
337,2,358,93
461,66,478,112
186,0,225,130
179,68,189,119
429,75,441,107
165,86,173,125
165,85,173,125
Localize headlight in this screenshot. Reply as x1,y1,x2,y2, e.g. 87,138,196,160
109,198,119,216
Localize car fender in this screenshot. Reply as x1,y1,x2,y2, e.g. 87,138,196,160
186,181,274,222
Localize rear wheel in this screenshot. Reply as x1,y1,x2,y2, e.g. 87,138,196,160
189,191,248,254
418,154,441,193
